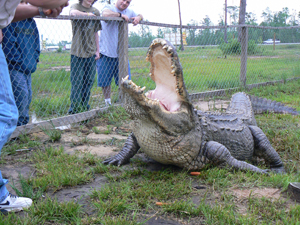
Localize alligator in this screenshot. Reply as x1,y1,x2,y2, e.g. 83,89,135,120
103,38,299,173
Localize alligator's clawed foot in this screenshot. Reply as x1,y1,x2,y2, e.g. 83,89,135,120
102,155,129,166
270,166,286,174
261,169,270,175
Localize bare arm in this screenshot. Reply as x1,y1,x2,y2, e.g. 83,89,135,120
26,0,69,9
102,9,120,17
13,3,68,22
102,9,129,21
102,9,143,24
131,14,143,25
70,9,95,16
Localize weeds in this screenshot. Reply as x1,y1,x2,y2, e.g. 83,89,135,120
39,121,62,142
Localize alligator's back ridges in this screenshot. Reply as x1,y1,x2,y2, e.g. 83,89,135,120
226,92,257,126
249,95,299,115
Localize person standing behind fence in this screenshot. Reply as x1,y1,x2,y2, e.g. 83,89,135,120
68,0,102,114
97,0,143,106
2,1,41,126
0,0,68,213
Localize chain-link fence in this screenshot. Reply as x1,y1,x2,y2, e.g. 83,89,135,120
3,15,300,139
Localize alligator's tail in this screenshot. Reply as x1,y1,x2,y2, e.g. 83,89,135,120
249,95,299,115
226,92,257,126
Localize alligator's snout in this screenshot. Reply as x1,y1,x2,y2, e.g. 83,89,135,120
121,75,146,95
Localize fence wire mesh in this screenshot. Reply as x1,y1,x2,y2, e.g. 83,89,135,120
2,16,300,140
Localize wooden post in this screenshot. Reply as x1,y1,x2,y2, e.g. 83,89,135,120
238,0,246,42
118,20,129,103
224,0,227,43
240,26,248,88
177,0,184,50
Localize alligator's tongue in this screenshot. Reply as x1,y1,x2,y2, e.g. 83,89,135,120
147,88,181,112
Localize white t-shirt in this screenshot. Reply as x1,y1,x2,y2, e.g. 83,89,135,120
0,0,20,29
99,4,137,58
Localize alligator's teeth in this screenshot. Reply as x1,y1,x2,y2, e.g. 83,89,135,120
140,86,146,92
162,45,168,49
146,56,149,61
171,65,175,69
171,69,175,74
161,40,167,45
128,80,132,84
124,75,129,80
149,73,152,77
167,46,173,52
152,39,159,44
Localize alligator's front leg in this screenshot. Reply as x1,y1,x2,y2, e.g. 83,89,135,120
103,132,140,166
248,125,285,173
203,141,268,174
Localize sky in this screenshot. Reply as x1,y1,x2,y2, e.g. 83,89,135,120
36,0,300,44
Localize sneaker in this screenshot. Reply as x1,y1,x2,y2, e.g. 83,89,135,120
105,102,112,107
104,98,112,107
0,193,32,212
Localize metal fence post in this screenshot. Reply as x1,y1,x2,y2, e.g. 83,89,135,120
118,20,129,103
240,25,248,88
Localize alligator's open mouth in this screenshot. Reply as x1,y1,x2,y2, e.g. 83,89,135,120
121,38,189,112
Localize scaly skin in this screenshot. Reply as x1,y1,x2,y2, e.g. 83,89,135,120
103,38,294,174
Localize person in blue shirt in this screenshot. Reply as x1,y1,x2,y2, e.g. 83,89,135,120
2,5,40,126
97,0,143,106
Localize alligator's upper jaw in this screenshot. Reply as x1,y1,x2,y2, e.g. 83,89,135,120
121,38,190,112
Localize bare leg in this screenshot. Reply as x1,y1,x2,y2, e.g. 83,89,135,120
248,125,285,173
203,141,268,174
102,86,111,99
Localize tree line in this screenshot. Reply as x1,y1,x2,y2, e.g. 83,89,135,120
128,6,300,48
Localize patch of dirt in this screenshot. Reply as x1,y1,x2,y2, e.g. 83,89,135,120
231,187,281,200
248,56,280,59
43,66,70,71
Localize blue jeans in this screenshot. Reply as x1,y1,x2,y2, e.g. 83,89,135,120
69,55,96,114
0,45,18,202
10,70,32,126
97,55,131,87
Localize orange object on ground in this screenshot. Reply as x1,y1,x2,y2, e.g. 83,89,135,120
155,202,168,206
190,172,201,176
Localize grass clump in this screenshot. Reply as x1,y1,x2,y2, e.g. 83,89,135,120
219,39,261,55
29,147,95,192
